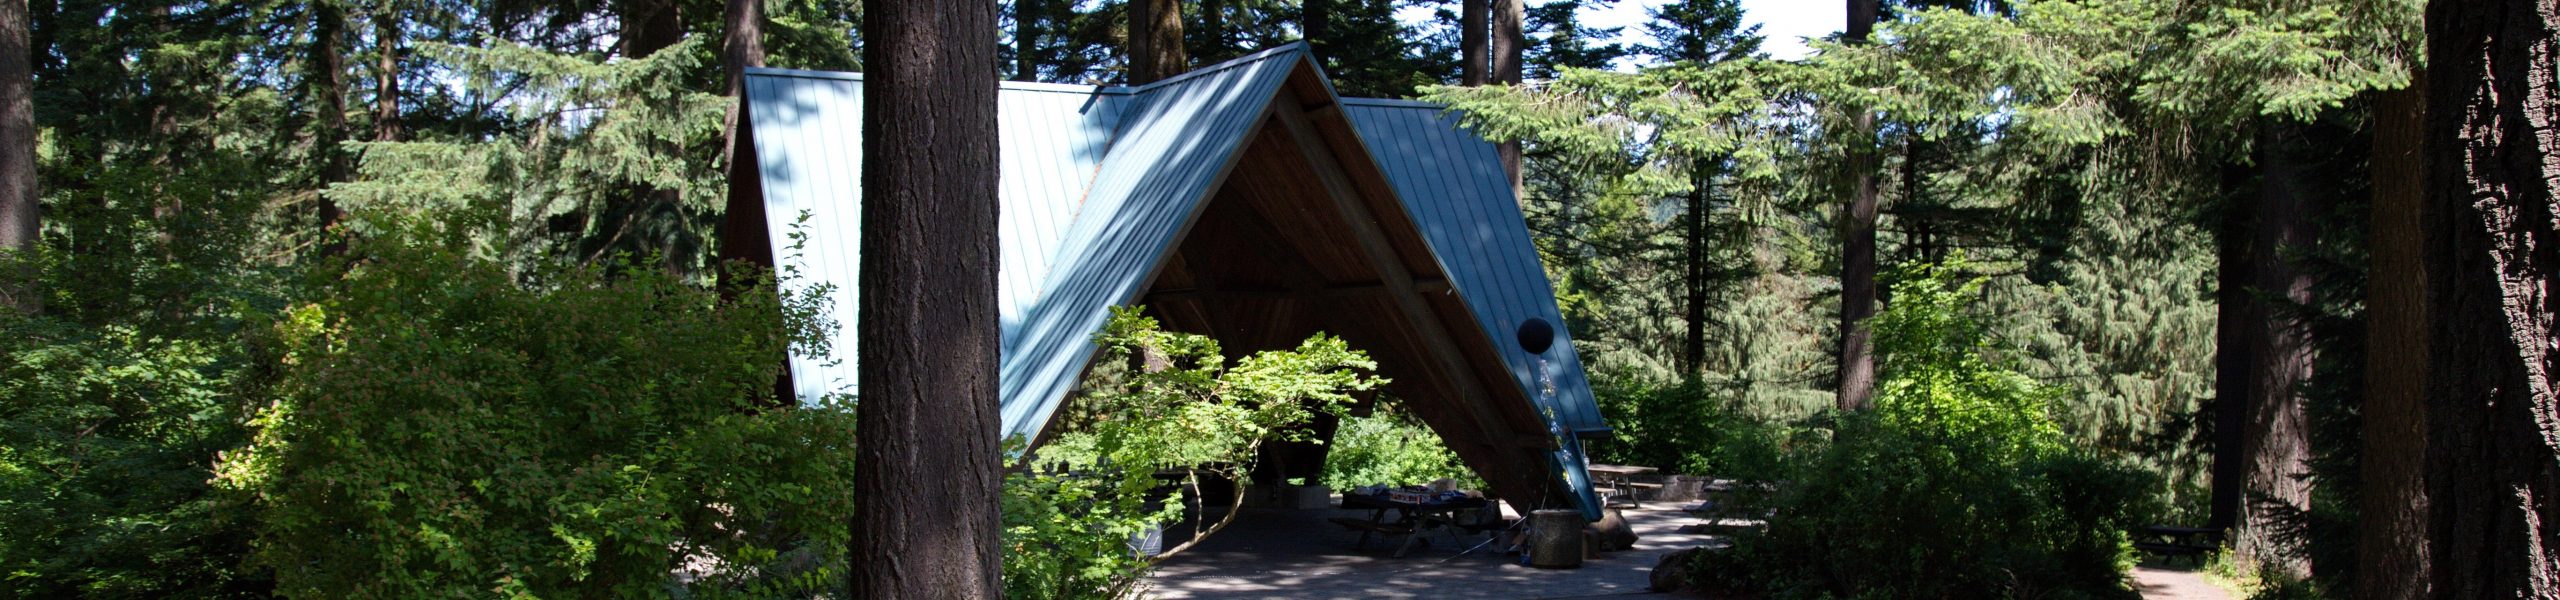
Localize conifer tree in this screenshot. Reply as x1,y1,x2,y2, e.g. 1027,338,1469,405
1837,0,1882,412
853,0,1003,597
1,0,32,313
2420,0,2560,594
1129,0,1184,83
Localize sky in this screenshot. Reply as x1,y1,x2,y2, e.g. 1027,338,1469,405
1401,0,1846,66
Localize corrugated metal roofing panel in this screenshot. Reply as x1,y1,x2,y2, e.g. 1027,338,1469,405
742,68,1134,406
1339,99,1607,434
744,71,866,402
997,46,1308,438
741,48,1608,515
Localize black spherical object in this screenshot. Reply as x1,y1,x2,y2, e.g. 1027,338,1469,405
1517,318,1556,354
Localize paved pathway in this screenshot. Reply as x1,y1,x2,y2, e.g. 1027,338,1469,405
1145,504,1703,599
1142,502,2235,600
2132,565,2236,600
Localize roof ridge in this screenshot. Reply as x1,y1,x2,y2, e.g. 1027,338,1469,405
1115,42,1311,94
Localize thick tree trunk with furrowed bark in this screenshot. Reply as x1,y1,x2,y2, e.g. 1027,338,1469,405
852,0,1004,598
2209,164,2253,536
2236,122,2317,577
2419,1,2560,597
2358,76,2430,600
1128,0,1183,84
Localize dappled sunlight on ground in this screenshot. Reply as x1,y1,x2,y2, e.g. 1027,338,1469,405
1143,504,1711,599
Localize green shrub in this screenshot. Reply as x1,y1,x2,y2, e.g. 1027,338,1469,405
212,230,852,599
0,318,270,598
1319,405,1482,491
1002,308,1382,600
1590,375,1794,480
0,168,282,599
1697,261,2159,599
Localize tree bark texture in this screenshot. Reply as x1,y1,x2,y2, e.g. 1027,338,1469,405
1491,0,1523,197
2237,123,2319,577
2,0,38,313
2359,77,2431,600
371,4,400,142
718,0,769,268
1127,0,1183,84
1835,0,1881,412
2211,167,2254,534
1461,0,1486,86
854,0,1004,598
313,0,351,240
2420,0,2560,596
720,0,765,164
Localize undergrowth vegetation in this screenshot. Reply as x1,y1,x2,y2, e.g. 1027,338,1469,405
211,225,856,598
1002,308,1383,600
1692,261,2161,599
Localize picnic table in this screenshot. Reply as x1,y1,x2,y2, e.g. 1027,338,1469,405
2133,525,2222,566
1587,464,1659,507
1330,492,1491,558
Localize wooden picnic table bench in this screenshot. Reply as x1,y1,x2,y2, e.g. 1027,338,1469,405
1588,464,1659,507
2132,525,2221,566
1333,492,1489,557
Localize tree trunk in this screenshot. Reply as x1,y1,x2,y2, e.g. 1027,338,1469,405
620,0,683,59
1302,0,1330,67
853,0,1003,598
1127,0,1183,84
2237,122,2318,577
719,0,769,268
1013,0,1038,81
314,0,351,236
721,0,765,164
1198,0,1224,61
1835,0,1881,412
2358,75,2430,600
2419,1,2560,596
2210,159,2255,535
1683,166,1710,380
1461,0,1486,86
2,0,37,314
371,4,400,142
1491,0,1523,197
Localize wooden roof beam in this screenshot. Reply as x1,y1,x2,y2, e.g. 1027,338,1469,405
1265,100,1554,504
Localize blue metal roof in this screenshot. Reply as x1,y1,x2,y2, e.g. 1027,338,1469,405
1340,98,1605,435
741,45,1607,515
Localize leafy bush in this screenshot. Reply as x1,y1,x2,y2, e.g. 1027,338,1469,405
1696,261,2159,599
1002,308,1382,600
1590,375,1793,481
211,230,853,599
0,319,270,598
1319,405,1482,491
0,165,283,598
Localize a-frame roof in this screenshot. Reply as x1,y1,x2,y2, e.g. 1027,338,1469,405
740,45,1606,514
